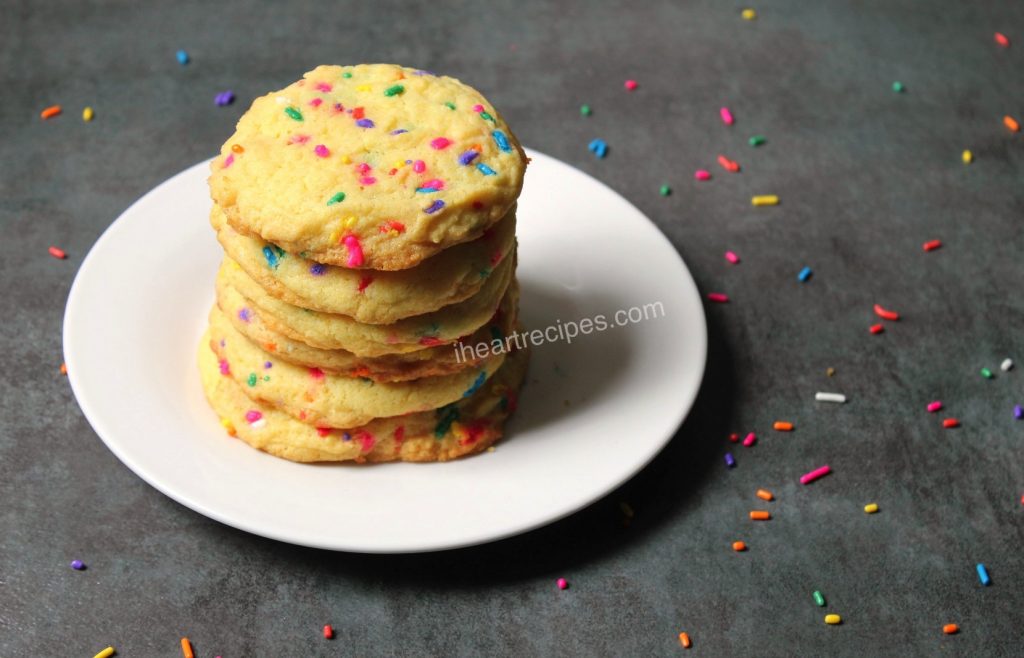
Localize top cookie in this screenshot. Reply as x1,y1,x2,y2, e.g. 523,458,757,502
209,64,527,271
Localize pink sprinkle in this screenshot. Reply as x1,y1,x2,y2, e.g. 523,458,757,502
289,134,310,144
245,410,263,423
218,359,230,375
422,178,445,190
222,153,234,169
557,578,569,590
800,464,831,485
342,234,364,267
624,79,638,91
743,432,757,447
356,163,371,174
309,367,325,380
314,144,330,157
356,431,376,453
309,98,323,107
927,401,943,413
695,170,712,181
413,160,426,173
720,107,734,125
430,137,452,150
707,292,729,303
359,176,377,185
725,251,740,264
472,104,485,112
315,82,333,92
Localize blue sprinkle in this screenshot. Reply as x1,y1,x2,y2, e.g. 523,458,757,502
463,371,487,398
424,200,445,214
342,432,352,441
176,49,189,65
458,150,479,165
262,246,279,269
476,162,496,176
356,118,375,128
492,130,512,153
977,563,991,586
390,129,408,135
724,452,736,468
237,308,252,323
588,139,608,158
309,263,326,276
416,187,440,193
798,266,813,282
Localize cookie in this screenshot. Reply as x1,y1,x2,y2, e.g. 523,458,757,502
216,252,514,357
208,64,527,270
218,273,519,381
207,306,505,428
199,333,528,462
210,202,515,323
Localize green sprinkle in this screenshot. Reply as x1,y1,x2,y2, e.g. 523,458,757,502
327,191,346,205
580,104,591,116
384,84,405,97
479,111,495,122
247,373,257,387
262,375,270,382
892,81,905,93
749,135,766,147
284,106,303,121
659,184,671,196
813,591,826,607
444,101,456,110
981,367,994,379
342,71,352,79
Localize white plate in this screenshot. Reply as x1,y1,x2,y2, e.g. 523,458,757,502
63,149,707,553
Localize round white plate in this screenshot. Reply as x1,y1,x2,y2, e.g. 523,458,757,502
64,149,707,553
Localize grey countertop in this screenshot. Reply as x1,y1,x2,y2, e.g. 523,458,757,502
2,1,1023,656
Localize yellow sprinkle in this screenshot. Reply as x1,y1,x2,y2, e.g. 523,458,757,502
93,648,116,658
82,106,94,122
386,229,400,237
864,503,879,514
342,215,357,229
450,421,468,441
962,150,973,164
825,614,842,625
741,8,757,20
228,259,241,270
220,418,237,437
752,195,779,206
356,84,371,92
341,155,352,165
393,160,405,169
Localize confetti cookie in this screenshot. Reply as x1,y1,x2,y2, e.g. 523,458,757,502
219,274,520,381
199,334,528,462
216,252,515,357
211,203,516,323
208,63,527,271
207,307,505,428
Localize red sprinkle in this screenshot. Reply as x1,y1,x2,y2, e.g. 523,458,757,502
728,433,740,443
357,275,374,293
707,293,730,303
870,324,885,335
717,155,740,172
323,624,334,639
624,79,638,91
48,246,67,259
923,239,943,252
995,32,1010,47
943,418,960,429
873,304,900,321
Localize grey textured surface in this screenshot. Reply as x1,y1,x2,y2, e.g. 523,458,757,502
2,1,1023,656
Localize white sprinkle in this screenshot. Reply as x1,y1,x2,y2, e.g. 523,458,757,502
1001,358,1014,372
815,392,847,403
250,418,267,429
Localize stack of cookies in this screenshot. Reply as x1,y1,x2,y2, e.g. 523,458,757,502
198,64,528,463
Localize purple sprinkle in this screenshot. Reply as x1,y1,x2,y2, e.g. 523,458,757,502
390,129,408,135
724,452,736,468
214,90,235,107
342,432,352,441
1015,404,1023,419
237,308,252,323
356,118,375,128
219,339,226,348
70,560,85,570
310,263,326,276
424,199,445,214
264,361,273,369
458,150,480,165
413,70,434,76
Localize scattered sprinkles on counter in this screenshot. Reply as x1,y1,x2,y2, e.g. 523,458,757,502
659,184,671,196
942,418,960,428
678,632,692,649
181,637,195,658
587,139,608,158
962,149,973,163
976,563,991,586
741,8,757,20
725,251,740,264
797,266,812,282
717,155,740,172
82,106,94,122
980,367,993,379
694,169,712,181
800,465,831,485
720,106,735,125
724,452,736,468
557,578,569,590
748,135,766,146
943,623,960,635
756,489,774,501
580,104,592,116
92,648,115,658
772,420,793,431
927,400,942,412
59,363,67,375
813,591,826,607
923,239,942,252
48,246,67,259
70,559,85,570
1005,115,1020,132
732,541,747,551
743,432,756,447
707,292,729,303
624,79,638,91
750,510,771,520
994,32,1010,47
864,503,879,514
892,81,905,93
323,625,334,639
214,90,235,106
40,105,61,120
751,194,779,206
869,323,885,335
824,614,842,625
1000,358,1013,371
815,392,846,403
176,49,189,65
873,304,900,321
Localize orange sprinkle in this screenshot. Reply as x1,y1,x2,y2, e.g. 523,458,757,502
181,638,194,658
750,510,771,521
48,246,67,259
231,144,245,153
756,489,774,501
943,418,960,429
943,623,959,635
678,632,692,648
773,421,793,431
732,541,747,552
1006,115,1021,132
59,363,68,375
40,105,62,120
717,155,740,172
